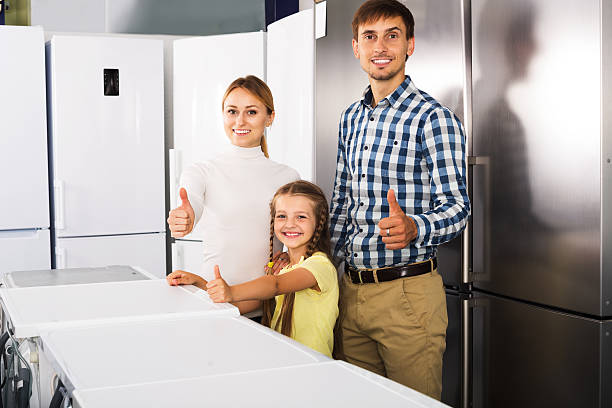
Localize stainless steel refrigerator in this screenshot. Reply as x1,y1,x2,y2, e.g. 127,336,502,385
315,1,611,407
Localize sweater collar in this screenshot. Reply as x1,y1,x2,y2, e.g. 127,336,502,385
228,144,265,160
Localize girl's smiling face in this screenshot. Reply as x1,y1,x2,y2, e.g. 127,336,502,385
273,194,316,258
222,87,274,149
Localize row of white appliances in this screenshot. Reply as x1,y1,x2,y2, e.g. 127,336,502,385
0,25,167,277
1,6,320,278
0,268,444,408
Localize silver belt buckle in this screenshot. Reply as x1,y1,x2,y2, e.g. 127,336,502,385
357,270,363,284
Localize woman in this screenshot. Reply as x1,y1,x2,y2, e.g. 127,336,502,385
166,75,298,318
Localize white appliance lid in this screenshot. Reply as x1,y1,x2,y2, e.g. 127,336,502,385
40,315,328,391
0,279,237,338
71,361,448,408
1,265,155,288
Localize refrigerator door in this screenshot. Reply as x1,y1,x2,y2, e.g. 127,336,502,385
54,233,166,278
47,35,165,238
171,240,205,275
172,32,265,239
267,8,315,181
0,230,51,273
40,316,327,391
313,0,468,286
72,361,446,408
0,26,50,230
404,0,468,289
472,292,612,408
471,0,605,316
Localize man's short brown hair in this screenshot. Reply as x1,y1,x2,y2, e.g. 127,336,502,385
352,0,415,40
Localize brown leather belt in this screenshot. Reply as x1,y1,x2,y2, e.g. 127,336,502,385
346,258,437,284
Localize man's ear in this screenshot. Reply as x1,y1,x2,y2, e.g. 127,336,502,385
352,38,359,59
407,37,415,57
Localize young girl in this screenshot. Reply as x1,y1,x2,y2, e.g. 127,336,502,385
207,180,339,357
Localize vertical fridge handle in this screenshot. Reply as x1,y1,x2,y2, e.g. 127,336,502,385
54,179,65,230
169,149,181,209
462,297,473,408
55,247,66,269
171,242,183,270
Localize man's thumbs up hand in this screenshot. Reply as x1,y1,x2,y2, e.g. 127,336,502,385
378,189,417,250
167,188,195,238
207,265,233,303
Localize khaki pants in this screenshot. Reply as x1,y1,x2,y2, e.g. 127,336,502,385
338,269,448,400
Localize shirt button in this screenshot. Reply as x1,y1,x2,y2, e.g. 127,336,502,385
354,253,358,257
394,141,398,145
359,228,363,233
364,146,369,150
360,202,364,206
361,174,365,178
369,116,374,121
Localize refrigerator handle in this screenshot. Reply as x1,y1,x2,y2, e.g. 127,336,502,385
168,149,182,209
171,242,183,270
54,179,65,230
55,247,66,269
461,297,473,408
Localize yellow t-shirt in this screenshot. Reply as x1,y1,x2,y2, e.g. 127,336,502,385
270,252,339,357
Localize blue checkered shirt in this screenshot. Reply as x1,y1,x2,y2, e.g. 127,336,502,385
330,76,470,269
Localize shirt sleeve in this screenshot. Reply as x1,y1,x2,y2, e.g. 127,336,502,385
329,111,352,265
410,107,471,247
299,253,337,293
179,163,207,225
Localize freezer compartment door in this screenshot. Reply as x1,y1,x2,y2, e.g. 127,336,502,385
442,290,471,408
171,239,204,275
54,233,166,278
47,35,165,237
472,292,612,408
0,26,50,230
0,230,51,273
267,9,315,181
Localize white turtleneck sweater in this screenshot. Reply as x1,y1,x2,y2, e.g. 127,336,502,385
180,145,300,288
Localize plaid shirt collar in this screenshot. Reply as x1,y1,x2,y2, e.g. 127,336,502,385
360,75,416,110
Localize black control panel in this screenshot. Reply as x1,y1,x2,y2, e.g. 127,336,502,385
104,68,119,96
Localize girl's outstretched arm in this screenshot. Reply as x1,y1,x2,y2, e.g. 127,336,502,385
166,270,207,291
207,265,318,303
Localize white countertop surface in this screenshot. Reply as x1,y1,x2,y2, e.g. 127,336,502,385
0,279,237,337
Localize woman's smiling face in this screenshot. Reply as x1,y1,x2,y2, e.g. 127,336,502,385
222,87,274,148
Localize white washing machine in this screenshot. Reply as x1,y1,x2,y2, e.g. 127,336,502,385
0,277,237,407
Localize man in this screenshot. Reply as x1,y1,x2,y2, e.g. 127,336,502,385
330,0,470,400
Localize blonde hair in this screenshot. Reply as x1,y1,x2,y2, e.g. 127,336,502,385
221,75,274,158
261,181,332,337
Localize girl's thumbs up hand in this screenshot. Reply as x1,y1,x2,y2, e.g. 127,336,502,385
378,189,417,250
207,265,233,303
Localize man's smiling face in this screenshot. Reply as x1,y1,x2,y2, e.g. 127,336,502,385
352,15,414,83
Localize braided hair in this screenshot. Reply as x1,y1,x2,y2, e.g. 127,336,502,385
260,180,332,336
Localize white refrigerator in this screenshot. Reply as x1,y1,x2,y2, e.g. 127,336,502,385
0,26,51,273
46,35,167,277
170,9,315,274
